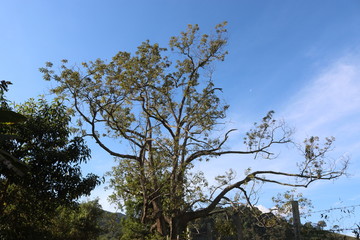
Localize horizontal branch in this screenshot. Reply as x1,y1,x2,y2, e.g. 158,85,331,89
185,167,346,222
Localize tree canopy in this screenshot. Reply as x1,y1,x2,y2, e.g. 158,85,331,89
41,22,348,239
0,97,100,239
50,199,104,240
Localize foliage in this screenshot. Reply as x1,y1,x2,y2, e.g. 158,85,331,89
98,211,123,240
317,220,327,229
0,80,26,124
50,199,103,240
118,216,152,240
0,81,28,179
41,22,348,238
189,205,293,240
300,221,351,240
50,199,124,240
0,98,100,239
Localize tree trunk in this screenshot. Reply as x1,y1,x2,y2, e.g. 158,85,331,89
169,217,188,240
152,200,169,237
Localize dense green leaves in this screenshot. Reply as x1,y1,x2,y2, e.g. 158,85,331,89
0,98,100,239
51,200,103,240
0,81,28,178
50,199,124,240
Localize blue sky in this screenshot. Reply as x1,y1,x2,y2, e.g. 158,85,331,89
1,0,360,233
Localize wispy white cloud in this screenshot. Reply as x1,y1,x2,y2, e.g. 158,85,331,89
279,55,360,178
275,54,360,208
282,56,360,141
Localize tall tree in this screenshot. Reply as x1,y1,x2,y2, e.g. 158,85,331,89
41,22,348,239
0,98,100,239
